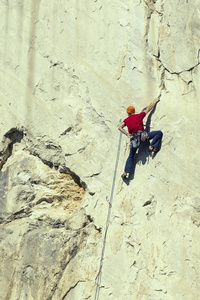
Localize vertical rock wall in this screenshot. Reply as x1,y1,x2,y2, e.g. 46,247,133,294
0,1,200,299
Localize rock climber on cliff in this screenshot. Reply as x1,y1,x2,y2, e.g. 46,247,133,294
118,97,163,179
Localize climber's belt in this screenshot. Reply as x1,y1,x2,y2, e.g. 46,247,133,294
130,131,148,148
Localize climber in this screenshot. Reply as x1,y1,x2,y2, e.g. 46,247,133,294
118,97,163,179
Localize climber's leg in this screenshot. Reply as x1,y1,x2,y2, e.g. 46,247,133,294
124,146,137,174
148,131,163,149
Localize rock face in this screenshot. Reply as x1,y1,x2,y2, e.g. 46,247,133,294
0,1,200,299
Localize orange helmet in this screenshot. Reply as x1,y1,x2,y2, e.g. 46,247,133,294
126,106,135,114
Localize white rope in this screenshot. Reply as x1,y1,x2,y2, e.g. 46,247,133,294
94,128,122,300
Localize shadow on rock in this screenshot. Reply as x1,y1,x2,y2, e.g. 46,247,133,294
123,143,151,186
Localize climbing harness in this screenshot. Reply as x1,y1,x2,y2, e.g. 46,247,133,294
130,130,148,148
94,127,122,300
140,131,149,142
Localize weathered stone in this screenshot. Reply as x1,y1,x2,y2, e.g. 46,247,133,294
0,0,200,299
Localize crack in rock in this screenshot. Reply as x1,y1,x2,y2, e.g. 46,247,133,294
62,281,85,300
60,127,73,136
154,52,200,76
143,200,152,207
85,173,100,178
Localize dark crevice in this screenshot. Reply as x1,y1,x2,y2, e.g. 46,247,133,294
62,281,85,300
94,225,102,233
59,165,87,190
50,62,61,68
143,200,152,207
2,208,32,224
197,49,200,62
89,192,95,196
40,158,54,168
29,149,54,169
82,221,88,228
86,215,101,233
71,173,86,189
36,198,54,205
126,242,135,248
0,128,24,170
13,209,25,216
87,215,93,223
60,127,73,136
64,153,74,157
4,127,24,142
86,173,100,178
69,245,78,258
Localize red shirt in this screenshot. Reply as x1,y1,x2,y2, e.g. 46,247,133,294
123,112,146,134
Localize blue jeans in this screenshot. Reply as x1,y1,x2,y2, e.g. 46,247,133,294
147,130,163,149
124,131,163,173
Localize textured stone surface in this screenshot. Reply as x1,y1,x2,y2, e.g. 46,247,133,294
0,0,200,299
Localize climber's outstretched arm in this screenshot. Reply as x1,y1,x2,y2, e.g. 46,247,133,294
144,97,160,114
118,122,131,138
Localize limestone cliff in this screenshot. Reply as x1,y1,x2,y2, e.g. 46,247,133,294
0,1,200,299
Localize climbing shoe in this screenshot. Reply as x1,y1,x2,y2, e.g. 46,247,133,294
121,173,129,179
149,146,158,153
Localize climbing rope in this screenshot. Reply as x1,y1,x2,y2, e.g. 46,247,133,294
94,126,122,300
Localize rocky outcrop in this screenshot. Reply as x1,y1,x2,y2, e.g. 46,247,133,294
0,0,200,299
0,127,100,300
